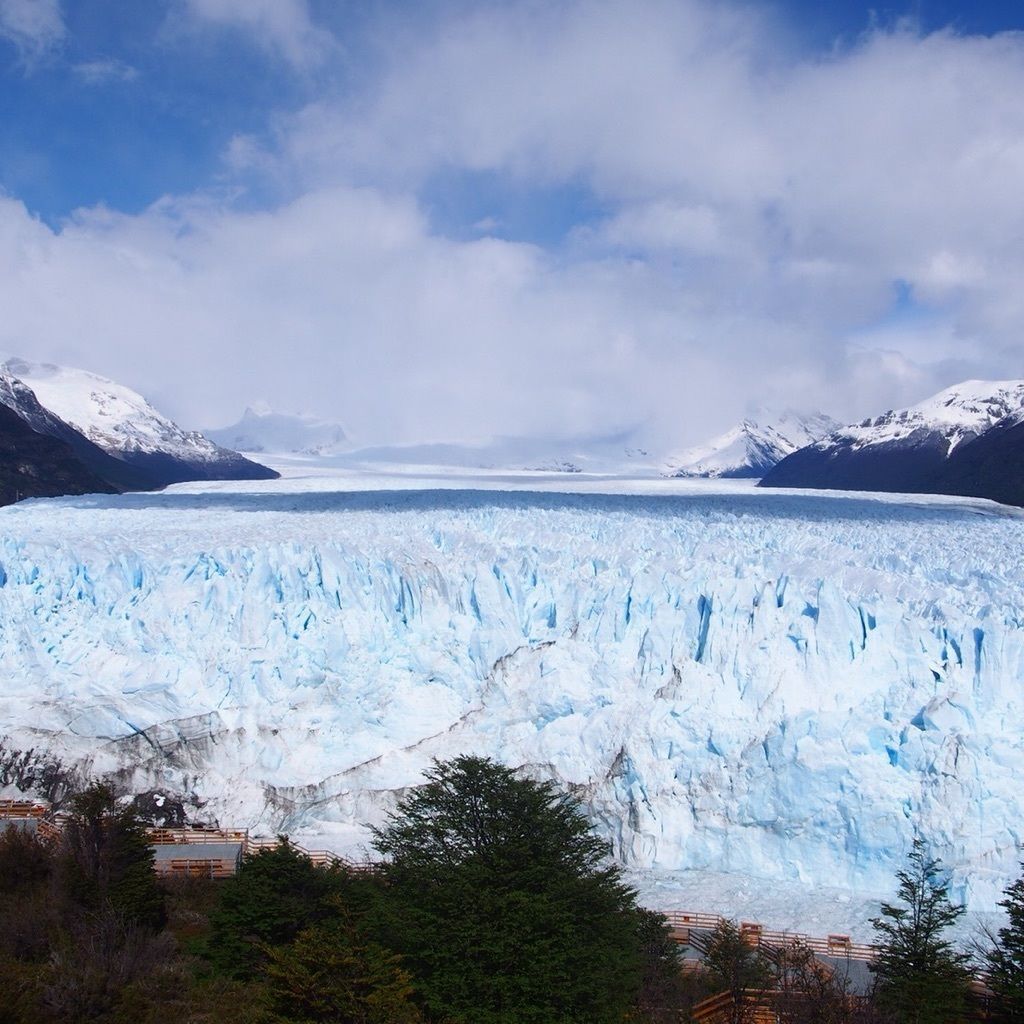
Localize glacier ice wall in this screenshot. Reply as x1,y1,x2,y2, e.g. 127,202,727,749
1,487,1023,910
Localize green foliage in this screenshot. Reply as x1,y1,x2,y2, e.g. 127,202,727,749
264,905,423,1024
0,794,269,1024
869,838,972,1024
372,754,645,1024
56,781,166,930
700,919,774,1024
986,864,1024,1021
633,908,693,1023
205,838,356,979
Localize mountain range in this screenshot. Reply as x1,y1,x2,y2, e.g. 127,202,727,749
760,379,1024,505
0,359,276,505
666,411,838,478
6,356,1024,509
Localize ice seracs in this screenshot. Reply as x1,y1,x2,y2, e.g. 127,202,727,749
0,483,1021,930
666,411,837,478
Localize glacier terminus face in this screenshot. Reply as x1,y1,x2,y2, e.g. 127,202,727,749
1,482,1022,927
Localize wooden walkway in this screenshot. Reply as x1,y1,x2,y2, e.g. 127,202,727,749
3,800,876,959
662,910,876,962
147,826,363,870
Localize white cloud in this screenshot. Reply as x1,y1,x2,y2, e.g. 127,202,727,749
177,0,333,70
0,0,64,63
0,187,812,446
5,0,1024,448
267,2,1024,422
72,57,139,84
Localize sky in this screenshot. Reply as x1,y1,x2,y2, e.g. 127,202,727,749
1,0,1024,447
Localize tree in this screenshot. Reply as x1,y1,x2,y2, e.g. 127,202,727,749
40,909,177,1023
701,919,774,1024
633,908,692,1023
205,839,357,979
0,824,50,894
869,838,972,1024
56,782,165,930
372,755,645,1024
263,904,423,1024
985,864,1024,1021
774,940,869,1024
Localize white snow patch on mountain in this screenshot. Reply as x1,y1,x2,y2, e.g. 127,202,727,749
667,412,837,478
0,479,1022,932
2,358,230,463
821,380,1024,455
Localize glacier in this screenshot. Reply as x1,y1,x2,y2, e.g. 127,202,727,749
1,480,1023,930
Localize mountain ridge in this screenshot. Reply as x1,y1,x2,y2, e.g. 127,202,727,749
760,379,1024,502
2,358,278,488
667,411,837,478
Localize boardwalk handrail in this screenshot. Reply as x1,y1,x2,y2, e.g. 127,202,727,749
0,799,48,819
145,827,355,870
661,910,876,962
147,827,249,846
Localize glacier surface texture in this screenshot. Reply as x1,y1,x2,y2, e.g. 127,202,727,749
1,487,1022,915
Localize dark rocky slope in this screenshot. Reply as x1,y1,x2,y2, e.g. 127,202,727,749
0,402,116,506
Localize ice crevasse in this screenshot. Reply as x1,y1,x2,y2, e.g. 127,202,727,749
0,487,1022,913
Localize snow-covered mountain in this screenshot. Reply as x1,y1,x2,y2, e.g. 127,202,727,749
0,371,156,492
761,380,1024,499
207,404,349,456
2,359,278,486
667,412,837,478
1,484,1022,928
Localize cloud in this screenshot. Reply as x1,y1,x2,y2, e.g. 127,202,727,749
0,186,812,446
0,0,64,63
72,57,139,84
5,0,1024,449
176,0,334,71
264,2,1024,416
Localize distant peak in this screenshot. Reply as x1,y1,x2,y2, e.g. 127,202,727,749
666,409,836,479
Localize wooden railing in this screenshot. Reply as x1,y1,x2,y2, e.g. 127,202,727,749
153,857,239,880
144,828,367,873
0,799,48,819
661,910,875,962
148,827,249,846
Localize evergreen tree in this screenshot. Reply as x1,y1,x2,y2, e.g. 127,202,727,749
56,782,165,930
634,908,692,1023
869,838,972,1024
206,839,357,979
264,904,422,1024
986,864,1024,1021
372,755,645,1024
